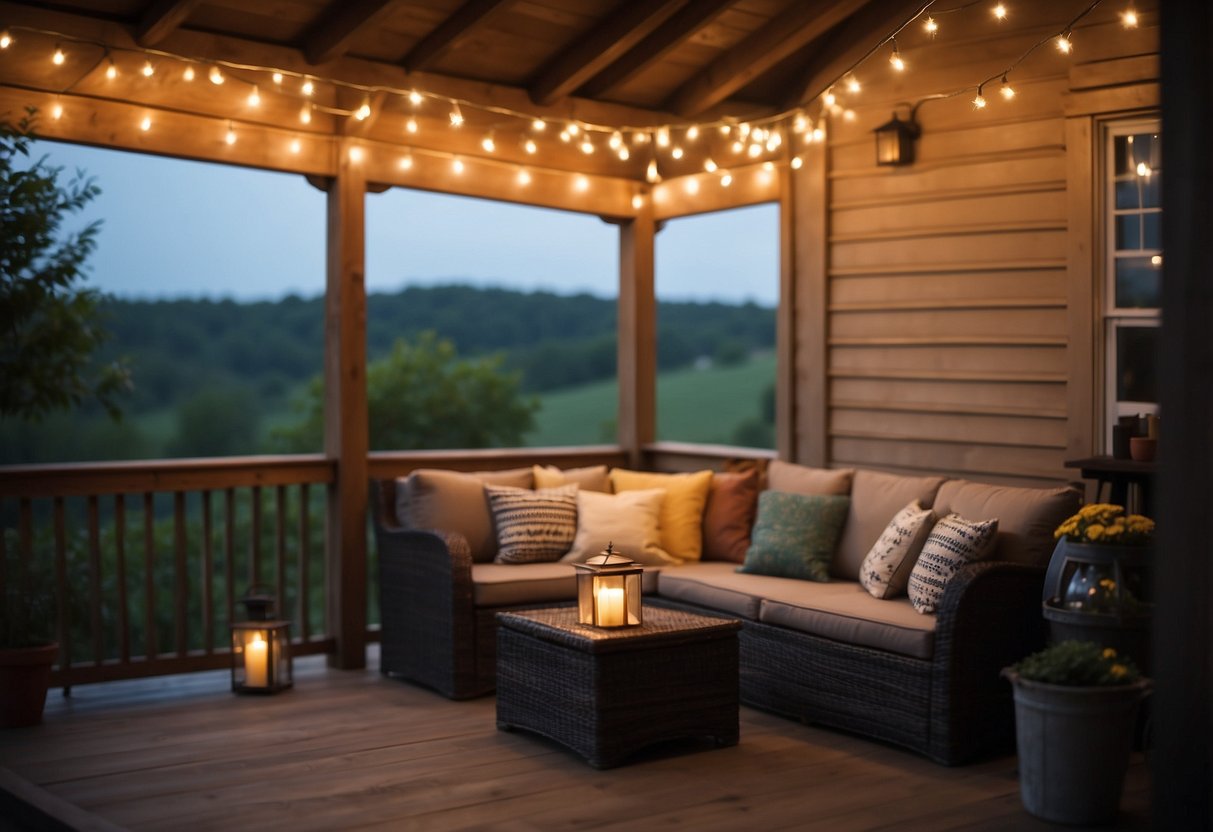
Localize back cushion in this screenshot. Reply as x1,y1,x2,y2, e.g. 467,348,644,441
532,464,610,492
932,479,1082,566
396,467,534,562
701,469,761,563
833,469,948,581
766,460,854,496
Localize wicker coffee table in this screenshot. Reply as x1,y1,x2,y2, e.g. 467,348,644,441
495,606,741,769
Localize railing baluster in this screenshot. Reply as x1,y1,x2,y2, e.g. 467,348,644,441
0,509,7,626
53,497,69,673
202,490,214,654
87,495,103,665
225,488,235,633
250,486,262,588
143,491,156,660
275,484,286,618
18,498,32,577
174,491,188,657
115,494,130,664
299,483,310,642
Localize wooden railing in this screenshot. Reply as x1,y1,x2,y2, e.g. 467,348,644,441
0,456,335,687
1,443,768,689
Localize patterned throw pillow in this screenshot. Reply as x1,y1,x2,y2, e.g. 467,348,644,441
486,484,578,564
737,491,850,582
859,500,936,600
907,513,1000,613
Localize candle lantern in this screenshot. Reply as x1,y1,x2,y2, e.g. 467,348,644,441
230,585,292,694
574,544,643,628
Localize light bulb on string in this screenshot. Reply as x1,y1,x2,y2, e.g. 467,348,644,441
580,137,594,154
141,59,154,77
349,146,363,163
209,66,225,85
248,86,261,107
449,102,463,127
452,157,464,174
846,75,861,94
747,143,762,158
0,30,11,49
51,99,63,120
1000,75,1016,99
140,115,151,131
1121,9,1138,28
671,145,684,160
793,113,808,133
225,122,236,145
686,125,699,141
559,128,571,142
719,123,732,137
408,90,423,106
889,41,906,72
405,116,418,134
767,130,783,150
791,155,804,170
608,131,623,150
399,153,413,170
105,59,118,80
731,140,744,154
704,157,717,173
52,45,65,65
567,123,580,136
289,137,301,154
646,158,660,183
300,104,312,124
752,127,768,143
182,65,195,81
481,132,496,153
531,118,546,132
684,178,699,195
633,131,650,145
1056,32,1072,54
575,175,589,192
823,89,836,107
517,168,532,186
523,138,537,154
925,16,938,35
812,126,825,143
993,3,1007,20
355,99,371,121
631,194,644,210
656,126,670,147
1136,162,1151,177
973,85,987,109
301,78,314,96
842,110,856,122
617,145,630,161
272,72,283,85
720,172,733,187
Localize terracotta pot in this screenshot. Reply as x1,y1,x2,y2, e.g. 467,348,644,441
1129,436,1156,462
0,642,58,728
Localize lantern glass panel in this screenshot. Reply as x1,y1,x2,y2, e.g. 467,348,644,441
231,621,292,693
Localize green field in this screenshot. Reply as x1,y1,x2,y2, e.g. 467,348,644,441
526,352,776,448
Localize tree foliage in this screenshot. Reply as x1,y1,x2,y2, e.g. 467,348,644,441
0,110,129,421
274,331,538,452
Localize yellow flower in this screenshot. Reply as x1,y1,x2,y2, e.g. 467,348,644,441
1110,664,1128,679
1085,524,1105,541
1102,647,1117,659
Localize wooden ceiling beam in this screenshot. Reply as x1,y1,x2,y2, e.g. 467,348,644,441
401,0,514,73
136,0,204,47
665,0,875,118
302,0,399,66
577,0,737,99
528,0,690,107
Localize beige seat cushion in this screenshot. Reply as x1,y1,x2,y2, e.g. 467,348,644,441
656,561,800,620
397,467,534,563
833,469,947,581
472,562,659,607
759,587,936,660
766,460,854,496
933,479,1082,566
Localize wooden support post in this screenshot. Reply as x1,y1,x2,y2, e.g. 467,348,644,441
323,142,369,670
618,201,657,469
791,136,829,466
776,165,798,462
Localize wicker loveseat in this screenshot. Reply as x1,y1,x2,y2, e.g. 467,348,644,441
371,464,1079,765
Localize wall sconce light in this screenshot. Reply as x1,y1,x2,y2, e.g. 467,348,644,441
874,107,920,166
575,544,643,628
231,586,293,694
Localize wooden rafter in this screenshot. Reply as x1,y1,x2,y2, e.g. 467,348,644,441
401,0,514,73
302,0,399,66
136,0,203,47
665,0,874,118
528,0,690,107
783,0,931,109
577,0,737,99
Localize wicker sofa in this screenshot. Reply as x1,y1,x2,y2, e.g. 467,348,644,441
371,464,1079,765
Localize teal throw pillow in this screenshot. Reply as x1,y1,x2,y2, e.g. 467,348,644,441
738,491,851,582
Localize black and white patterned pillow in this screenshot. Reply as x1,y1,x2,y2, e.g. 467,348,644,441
859,500,935,600
907,513,999,614
486,484,578,564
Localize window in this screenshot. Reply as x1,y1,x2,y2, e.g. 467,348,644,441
1103,120,1161,447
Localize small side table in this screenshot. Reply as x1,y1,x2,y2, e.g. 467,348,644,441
495,606,740,768
1064,456,1156,516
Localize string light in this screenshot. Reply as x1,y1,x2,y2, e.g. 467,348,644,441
523,138,537,154
1056,32,1072,53
684,178,699,195
105,58,118,80
746,143,762,158
301,78,314,96
209,66,224,85
1000,75,1016,99
575,175,589,192
823,88,836,107
973,84,987,109
247,86,261,107
633,131,650,145
719,124,731,137
349,146,363,162
405,116,418,134
646,159,660,183
452,157,464,174
631,194,644,210
791,155,803,170
793,113,808,133
355,99,371,120
1121,9,1138,28
399,153,413,170
408,90,423,106
925,16,938,35
517,168,531,185
704,158,717,173
51,45,65,65
141,59,154,77
685,125,699,141
182,65,195,81
846,75,861,94
448,103,463,127
812,126,825,143
51,100,63,119
580,137,594,154
559,127,572,142
720,172,733,187
889,40,906,72
224,122,236,145
993,3,1008,20
671,145,684,160
140,115,151,131
300,103,312,124
531,118,545,131
272,71,283,85
730,140,744,154
1136,161,1151,177
289,137,301,153
0,30,11,49
617,145,630,161
608,131,623,150
656,126,670,148
481,132,496,152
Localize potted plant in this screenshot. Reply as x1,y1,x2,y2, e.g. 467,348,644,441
0,547,59,728
1003,640,1150,825
1042,504,1154,669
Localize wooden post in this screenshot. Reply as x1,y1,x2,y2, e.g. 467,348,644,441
618,200,657,469
776,165,798,462
323,141,369,670
791,136,829,466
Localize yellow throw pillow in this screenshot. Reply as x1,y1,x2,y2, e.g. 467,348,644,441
609,468,713,561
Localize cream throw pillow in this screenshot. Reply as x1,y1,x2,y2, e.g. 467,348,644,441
561,488,675,566
609,468,713,561
908,513,999,614
859,500,936,599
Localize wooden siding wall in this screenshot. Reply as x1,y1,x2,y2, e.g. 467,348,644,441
796,0,1160,487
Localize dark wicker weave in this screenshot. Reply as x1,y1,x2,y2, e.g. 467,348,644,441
652,560,1047,766
495,607,741,768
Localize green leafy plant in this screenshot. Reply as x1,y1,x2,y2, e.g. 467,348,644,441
1009,640,1142,687
1,547,56,649
1053,504,1154,545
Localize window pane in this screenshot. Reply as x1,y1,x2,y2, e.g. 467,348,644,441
655,204,778,449
1115,215,1141,250
1143,212,1162,250
1114,257,1162,308
1116,326,1158,404
1114,136,1132,176
1114,177,1140,210
1142,171,1161,208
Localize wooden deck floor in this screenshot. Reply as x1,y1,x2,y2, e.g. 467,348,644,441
0,650,1151,831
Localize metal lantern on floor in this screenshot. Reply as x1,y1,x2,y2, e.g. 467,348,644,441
575,544,643,628
231,585,293,694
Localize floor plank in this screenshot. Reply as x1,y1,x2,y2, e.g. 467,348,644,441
0,650,1151,830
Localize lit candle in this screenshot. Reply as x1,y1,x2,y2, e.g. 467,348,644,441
596,585,626,627
245,633,268,688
